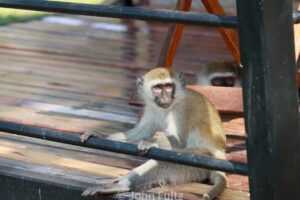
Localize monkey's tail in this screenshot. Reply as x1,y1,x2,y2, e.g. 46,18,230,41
202,171,227,200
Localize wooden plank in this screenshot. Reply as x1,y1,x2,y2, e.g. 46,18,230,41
0,72,132,100
188,86,243,114
201,0,240,64
0,145,128,177
157,0,192,68
0,132,144,169
0,104,132,133
0,84,140,116
3,15,233,70
0,132,248,199
21,101,138,124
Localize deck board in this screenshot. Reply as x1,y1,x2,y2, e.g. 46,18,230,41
0,132,249,200
0,13,248,199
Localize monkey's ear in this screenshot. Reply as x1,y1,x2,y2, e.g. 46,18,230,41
136,75,145,91
177,73,186,88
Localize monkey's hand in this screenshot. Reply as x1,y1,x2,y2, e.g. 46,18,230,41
81,178,131,196
137,140,158,156
202,194,211,200
80,130,105,143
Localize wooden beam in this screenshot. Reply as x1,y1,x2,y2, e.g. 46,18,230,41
156,0,192,68
201,0,240,64
237,0,300,199
188,85,243,114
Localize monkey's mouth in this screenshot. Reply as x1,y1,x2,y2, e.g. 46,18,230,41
157,101,173,108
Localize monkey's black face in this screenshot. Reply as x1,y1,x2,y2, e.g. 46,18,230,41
211,77,235,87
152,83,175,108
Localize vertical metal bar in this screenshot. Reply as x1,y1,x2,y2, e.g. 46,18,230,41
237,0,300,199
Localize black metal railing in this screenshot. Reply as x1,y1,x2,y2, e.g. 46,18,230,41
1,0,300,27
0,121,248,175
0,0,237,27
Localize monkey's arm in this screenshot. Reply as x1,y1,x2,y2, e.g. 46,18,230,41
80,111,157,143
108,113,157,143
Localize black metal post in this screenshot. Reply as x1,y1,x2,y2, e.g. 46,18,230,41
237,0,300,199
0,121,248,175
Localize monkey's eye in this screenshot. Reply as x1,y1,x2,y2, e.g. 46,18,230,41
211,78,224,86
164,83,174,91
164,83,173,89
153,84,163,92
225,77,235,86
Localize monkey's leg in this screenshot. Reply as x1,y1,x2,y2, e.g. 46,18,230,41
201,171,227,200
81,159,160,196
130,160,226,200
82,178,132,196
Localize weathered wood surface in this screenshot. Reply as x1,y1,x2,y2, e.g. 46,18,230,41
0,132,249,200
0,14,248,197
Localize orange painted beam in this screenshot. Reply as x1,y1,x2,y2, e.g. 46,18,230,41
201,0,240,64
157,0,192,68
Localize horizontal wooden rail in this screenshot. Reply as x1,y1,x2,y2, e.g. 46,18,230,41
188,86,243,114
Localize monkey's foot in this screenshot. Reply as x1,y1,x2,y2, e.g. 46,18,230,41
81,179,131,196
80,131,105,143
137,140,158,156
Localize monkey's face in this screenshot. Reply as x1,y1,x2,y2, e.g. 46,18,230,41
151,83,175,108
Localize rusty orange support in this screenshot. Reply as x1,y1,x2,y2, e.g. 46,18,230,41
201,0,240,64
157,0,192,68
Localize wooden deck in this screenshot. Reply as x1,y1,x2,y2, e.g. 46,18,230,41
0,14,248,199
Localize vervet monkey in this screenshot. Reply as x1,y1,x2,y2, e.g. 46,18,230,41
196,61,241,87
81,68,227,200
